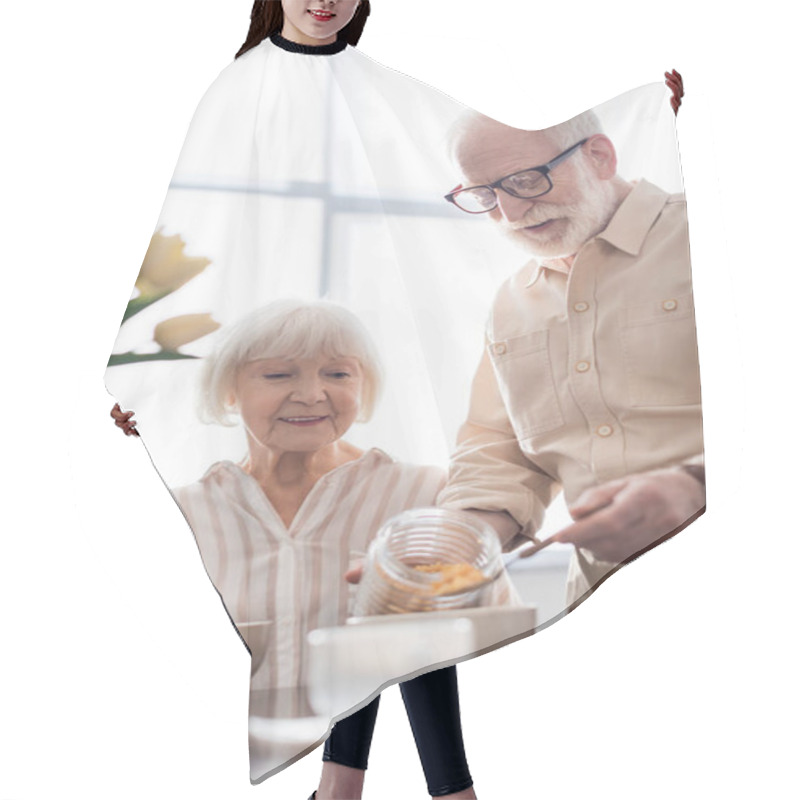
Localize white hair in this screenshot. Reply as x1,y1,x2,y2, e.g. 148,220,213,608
543,109,604,150
448,108,605,169
199,299,384,426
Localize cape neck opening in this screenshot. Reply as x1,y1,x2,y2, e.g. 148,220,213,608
269,32,348,56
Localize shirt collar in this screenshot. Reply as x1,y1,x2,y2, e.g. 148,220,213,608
524,179,669,287
524,258,565,288
211,447,395,483
269,32,348,56
595,179,669,256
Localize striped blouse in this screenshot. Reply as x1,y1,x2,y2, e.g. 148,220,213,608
170,448,446,699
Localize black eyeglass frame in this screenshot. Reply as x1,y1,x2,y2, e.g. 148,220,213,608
444,138,590,214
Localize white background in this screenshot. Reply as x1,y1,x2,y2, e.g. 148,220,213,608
1,1,797,798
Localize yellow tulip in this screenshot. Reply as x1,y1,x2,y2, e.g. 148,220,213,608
154,313,221,352
135,229,211,298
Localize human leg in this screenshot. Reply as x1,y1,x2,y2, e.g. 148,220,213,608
315,694,381,800
399,666,476,798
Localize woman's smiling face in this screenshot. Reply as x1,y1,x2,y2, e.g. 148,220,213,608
280,1,361,46
233,353,364,454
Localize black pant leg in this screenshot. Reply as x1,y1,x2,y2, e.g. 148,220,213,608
399,666,474,797
322,694,381,771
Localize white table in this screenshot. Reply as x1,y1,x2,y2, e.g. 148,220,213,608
248,605,537,780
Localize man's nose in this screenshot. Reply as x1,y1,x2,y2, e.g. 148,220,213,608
494,191,534,224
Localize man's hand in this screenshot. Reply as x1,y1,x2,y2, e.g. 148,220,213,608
554,468,705,564
110,403,139,437
665,69,684,115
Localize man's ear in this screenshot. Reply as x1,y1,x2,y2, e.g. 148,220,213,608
584,134,617,180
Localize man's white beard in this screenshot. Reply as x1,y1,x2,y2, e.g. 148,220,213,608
501,159,619,259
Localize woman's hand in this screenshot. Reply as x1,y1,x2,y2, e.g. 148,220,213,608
665,69,684,115
344,560,364,584
110,403,139,437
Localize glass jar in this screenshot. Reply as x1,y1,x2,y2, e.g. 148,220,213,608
352,508,503,616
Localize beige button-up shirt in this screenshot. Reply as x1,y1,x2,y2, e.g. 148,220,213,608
438,179,704,600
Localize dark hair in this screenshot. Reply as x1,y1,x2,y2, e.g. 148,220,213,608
235,1,371,59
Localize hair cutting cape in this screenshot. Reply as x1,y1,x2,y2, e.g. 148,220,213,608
105,33,703,782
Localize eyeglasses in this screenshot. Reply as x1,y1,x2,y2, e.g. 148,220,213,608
444,138,588,214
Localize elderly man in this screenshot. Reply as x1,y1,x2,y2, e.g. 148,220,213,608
437,77,705,605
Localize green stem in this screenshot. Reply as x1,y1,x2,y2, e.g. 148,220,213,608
107,351,199,367
122,291,171,322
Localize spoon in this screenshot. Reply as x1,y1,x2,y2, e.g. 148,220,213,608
502,535,556,568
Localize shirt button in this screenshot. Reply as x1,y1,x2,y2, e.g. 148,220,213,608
662,299,678,311
596,424,614,437
573,301,589,312
575,360,591,373
494,343,507,355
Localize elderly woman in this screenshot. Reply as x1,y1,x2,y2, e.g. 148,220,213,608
169,299,478,800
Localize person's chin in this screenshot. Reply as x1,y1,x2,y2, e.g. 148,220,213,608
509,229,568,259
273,423,331,445
281,437,330,453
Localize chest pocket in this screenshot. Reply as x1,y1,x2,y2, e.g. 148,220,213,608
488,328,564,440
619,292,702,407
